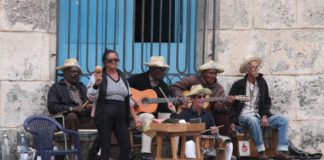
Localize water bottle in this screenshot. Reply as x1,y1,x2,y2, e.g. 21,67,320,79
1,134,10,160
18,133,29,160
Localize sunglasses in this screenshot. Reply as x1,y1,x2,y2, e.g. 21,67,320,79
106,58,120,63
194,95,206,99
152,67,168,72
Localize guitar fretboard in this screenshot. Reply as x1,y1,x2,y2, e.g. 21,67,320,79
142,96,228,104
142,97,184,104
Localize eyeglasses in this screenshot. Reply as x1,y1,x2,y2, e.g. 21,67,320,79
195,95,206,99
106,58,120,63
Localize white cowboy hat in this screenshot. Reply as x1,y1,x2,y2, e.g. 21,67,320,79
197,60,224,73
185,84,212,97
56,58,82,74
144,56,169,68
239,56,262,73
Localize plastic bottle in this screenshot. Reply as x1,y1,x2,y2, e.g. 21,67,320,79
18,133,29,160
1,134,10,160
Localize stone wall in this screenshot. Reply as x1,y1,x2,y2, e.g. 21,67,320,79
0,0,56,158
199,0,324,154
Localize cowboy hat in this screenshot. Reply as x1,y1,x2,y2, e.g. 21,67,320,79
197,60,224,73
144,56,169,68
239,56,262,73
56,58,82,74
185,84,212,97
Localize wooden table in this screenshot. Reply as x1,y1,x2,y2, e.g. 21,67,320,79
149,123,205,160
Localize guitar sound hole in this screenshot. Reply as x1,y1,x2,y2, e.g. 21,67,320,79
142,98,149,104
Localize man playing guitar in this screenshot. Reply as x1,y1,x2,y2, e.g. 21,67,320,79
128,56,176,160
170,60,234,136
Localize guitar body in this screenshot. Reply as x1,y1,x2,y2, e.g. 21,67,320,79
130,88,158,113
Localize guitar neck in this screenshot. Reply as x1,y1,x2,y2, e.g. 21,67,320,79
205,96,227,102
143,96,226,104
143,97,183,104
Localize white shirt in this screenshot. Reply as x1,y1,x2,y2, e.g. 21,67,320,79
87,74,131,102
239,80,260,117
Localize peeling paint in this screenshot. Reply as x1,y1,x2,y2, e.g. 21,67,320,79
268,77,294,115
6,85,28,103
3,0,50,30
219,0,250,28
300,127,324,152
300,1,324,27
23,58,34,78
297,76,324,117
272,0,296,27
256,0,296,28
216,38,230,54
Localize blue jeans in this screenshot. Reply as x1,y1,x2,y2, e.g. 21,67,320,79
238,114,289,152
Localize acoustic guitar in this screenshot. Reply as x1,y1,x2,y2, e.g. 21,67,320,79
130,88,184,113
130,88,250,114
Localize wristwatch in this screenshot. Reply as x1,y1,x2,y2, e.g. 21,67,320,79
69,107,73,112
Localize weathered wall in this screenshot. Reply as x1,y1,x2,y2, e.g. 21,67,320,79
199,0,324,154
0,0,56,158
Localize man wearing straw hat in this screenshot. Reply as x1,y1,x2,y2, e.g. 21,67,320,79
128,56,176,160
170,85,233,160
171,84,218,134
170,60,234,136
48,58,95,147
229,56,291,160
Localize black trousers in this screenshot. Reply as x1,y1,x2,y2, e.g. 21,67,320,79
97,100,131,160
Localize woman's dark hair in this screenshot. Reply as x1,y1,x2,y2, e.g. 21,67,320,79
102,49,118,64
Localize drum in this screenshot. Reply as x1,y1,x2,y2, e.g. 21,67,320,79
214,135,230,149
201,135,216,149
201,135,217,159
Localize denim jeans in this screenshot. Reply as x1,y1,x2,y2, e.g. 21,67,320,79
238,114,289,152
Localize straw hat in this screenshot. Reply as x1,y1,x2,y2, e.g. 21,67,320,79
56,58,82,74
239,56,262,73
197,60,224,73
144,56,169,68
185,85,212,97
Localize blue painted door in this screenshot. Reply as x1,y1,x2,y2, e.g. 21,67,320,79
57,0,197,84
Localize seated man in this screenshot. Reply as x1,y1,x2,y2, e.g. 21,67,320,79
170,60,233,136
170,85,233,160
229,56,291,160
47,58,95,146
128,56,176,160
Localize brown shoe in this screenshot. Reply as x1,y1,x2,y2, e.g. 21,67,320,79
276,151,292,160
258,151,268,160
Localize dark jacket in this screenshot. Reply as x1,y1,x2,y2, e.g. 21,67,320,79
47,79,90,116
229,73,272,124
95,69,130,127
128,72,171,114
171,107,215,132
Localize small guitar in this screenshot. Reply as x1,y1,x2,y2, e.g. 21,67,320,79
130,88,250,114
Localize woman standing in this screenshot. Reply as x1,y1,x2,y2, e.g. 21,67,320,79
87,49,140,160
